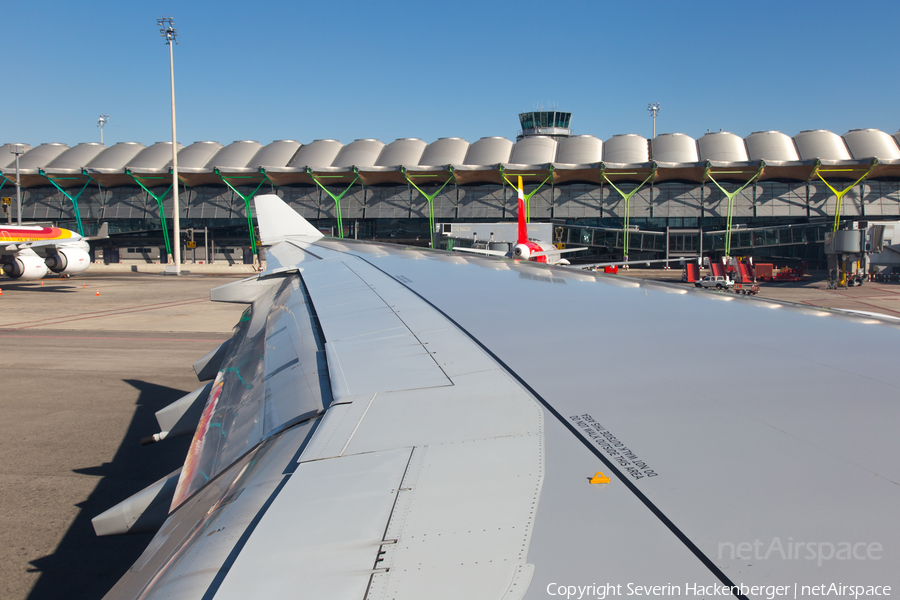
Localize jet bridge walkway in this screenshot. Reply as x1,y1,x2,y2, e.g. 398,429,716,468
558,222,831,256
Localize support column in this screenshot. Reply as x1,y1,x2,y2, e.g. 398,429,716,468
500,168,553,223
600,165,655,261
126,170,173,259
308,169,361,238
703,161,764,259
214,168,273,254
402,169,453,248
0,177,9,224
38,170,98,235
812,159,877,232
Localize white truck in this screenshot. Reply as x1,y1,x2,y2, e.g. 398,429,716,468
695,275,734,290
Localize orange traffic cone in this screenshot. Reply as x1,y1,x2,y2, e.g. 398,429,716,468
40,281,44,286
0,288,3,295
95,289,100,296
82,283,85,289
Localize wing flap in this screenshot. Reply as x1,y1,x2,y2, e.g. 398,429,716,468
213,447,412,600
301,258,452,401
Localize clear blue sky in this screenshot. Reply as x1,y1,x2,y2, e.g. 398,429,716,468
6,0,899,148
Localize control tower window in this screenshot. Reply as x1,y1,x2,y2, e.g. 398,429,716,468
520,113,535,131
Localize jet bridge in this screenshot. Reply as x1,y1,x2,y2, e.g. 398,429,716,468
824,223,873,287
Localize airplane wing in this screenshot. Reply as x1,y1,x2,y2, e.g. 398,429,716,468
98,194,900,599
0,241,57,254
529,246,588,257
570,257,689,269
451,246,510,257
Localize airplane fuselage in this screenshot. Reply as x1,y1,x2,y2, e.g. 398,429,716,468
1,225,92,279
513,239,570,265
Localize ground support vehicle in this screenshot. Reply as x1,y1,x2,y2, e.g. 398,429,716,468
695,275,734,290
733,282,760,295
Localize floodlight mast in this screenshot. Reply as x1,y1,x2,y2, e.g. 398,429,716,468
98,114,109,145
10,144,25,226
158,16,181,274
648,102,660,138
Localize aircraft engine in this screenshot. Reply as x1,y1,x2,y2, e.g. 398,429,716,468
44,248,91,275
2,255,50,280
512,244,532,260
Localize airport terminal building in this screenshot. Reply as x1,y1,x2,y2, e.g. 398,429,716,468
3,112,900,266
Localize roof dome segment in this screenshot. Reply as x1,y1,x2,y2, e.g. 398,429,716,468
464,137,513,166
332,139,385,168
651,133,699,163
745,131,799,162
289,140,343,169
419,138,469,166
698,132,748,162
250,140,301,169
509,136,558,164
604,134,648,164
45,143,106,171
842,129,900,160
376,138,426,167
793,130,851,161
126,142,184,171
177,141,223,169
556,135,602,164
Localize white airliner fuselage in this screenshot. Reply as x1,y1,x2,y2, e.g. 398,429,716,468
0,224,101,279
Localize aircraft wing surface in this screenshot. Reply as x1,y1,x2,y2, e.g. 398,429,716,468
1,240,61,253
451,246,510,257
101,196,900,599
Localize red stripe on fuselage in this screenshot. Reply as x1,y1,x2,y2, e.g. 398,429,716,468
0,227,74,243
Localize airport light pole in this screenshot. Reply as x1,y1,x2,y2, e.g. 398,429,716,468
647,103,660,139
98,114,109,145
10,144,25,226
158,16,181,274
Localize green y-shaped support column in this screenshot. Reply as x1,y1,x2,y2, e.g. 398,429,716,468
0,177,8,221
126,170,172,258
308,168,361,238
38,169,94,235
813,160,877,233
500,169,553,223
600,167,654,260
704,161,764,258
402,169,453,248
214,168,272,254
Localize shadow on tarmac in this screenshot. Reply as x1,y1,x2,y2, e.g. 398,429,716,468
27,380,192,600
0,284,80,294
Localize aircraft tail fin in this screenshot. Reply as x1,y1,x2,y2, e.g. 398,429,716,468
254,194,324,245
516,176,527,245
85,222,109,241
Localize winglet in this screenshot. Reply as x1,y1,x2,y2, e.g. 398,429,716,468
254,194,324,245
516,176,528,245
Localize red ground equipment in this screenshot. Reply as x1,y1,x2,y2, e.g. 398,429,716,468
682,262,700,283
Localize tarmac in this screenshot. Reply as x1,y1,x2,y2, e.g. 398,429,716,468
0,271,247,600
2,265,900,600
619,267,900,318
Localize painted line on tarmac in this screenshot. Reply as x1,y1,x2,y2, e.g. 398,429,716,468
0,298,210,330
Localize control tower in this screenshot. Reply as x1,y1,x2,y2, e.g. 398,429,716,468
517,109,572,141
